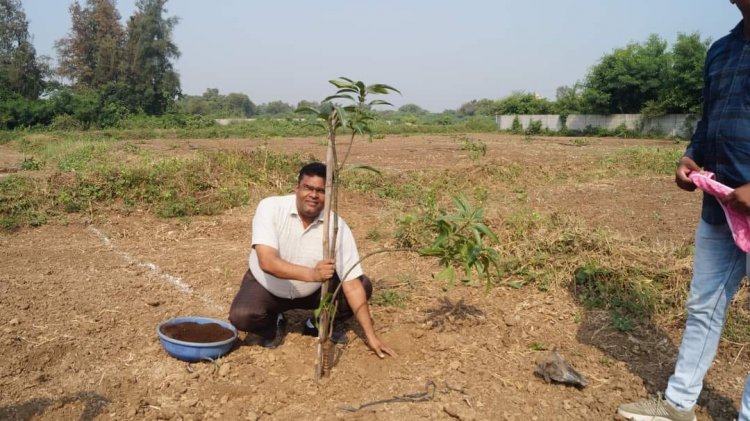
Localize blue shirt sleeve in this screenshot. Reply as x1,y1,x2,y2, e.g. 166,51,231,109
684,48,711,167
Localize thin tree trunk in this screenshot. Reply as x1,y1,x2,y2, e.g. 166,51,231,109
315,115,337,383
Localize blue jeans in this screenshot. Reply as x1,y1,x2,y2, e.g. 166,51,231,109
664,220,750,419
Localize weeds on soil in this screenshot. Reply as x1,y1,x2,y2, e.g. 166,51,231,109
0,148,308,231
4,128,750,343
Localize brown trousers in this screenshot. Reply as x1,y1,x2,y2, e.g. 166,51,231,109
228,269,372,339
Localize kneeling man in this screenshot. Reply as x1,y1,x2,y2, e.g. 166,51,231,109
229,162,394,358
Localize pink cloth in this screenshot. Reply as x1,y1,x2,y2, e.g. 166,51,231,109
689,171,750,252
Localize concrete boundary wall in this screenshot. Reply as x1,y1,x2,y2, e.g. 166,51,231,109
496,114,697,137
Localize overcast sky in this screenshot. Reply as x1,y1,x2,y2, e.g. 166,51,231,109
22,1,742,112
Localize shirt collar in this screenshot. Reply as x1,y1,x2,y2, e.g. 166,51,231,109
731,20,747,41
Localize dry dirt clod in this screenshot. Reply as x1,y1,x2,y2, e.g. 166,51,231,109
534,347,588,388
219,362,231,377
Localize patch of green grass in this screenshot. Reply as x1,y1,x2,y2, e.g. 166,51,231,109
372,289,408,308
58,143,110,172
395,272,416,289
593,146,683,179
365,228,382,241
20,156,42,171
0,175,47,232
504,208,542,241
472,186,489,203
481,162,523,182
0,131,18,144
528,342,548,351
572,262,660,331
0,148,308,229
722,306,750,343
455,135,487,161
572,138,590,146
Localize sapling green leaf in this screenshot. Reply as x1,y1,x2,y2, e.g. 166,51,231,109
324,94,356,103
329,78,355,89
368,100,394,107
367,84,401,95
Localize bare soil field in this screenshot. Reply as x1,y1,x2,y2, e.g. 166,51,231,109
1,133,747,420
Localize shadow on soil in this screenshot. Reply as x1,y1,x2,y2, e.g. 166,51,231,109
423,297,485,332
0,391,109,421
570,281,739,420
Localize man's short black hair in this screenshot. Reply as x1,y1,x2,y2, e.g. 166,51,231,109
298,162,326,182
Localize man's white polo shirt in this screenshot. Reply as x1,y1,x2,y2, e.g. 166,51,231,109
248,194,364,299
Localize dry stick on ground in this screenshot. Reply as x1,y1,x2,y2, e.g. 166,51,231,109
337,381,436,412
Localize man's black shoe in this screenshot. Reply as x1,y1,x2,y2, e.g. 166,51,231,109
302,317,348,344
245,313,287,349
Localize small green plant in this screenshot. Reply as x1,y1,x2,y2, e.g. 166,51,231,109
611,311,636,331
372,289,408,308
396,272,416,289
365,228,382,241
20,157,42,171
419,194,501,289
122,143,140,154
572,138,590,146
456,135,487,161
473,186,489,203
528,342,548,351
510,116,522,134
525,120,543,135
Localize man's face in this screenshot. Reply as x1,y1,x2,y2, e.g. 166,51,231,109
294,175,326,221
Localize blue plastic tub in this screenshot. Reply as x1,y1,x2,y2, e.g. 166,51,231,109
157,316,238,362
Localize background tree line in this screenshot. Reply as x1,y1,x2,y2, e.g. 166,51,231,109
1,0,181,129
455,33,708,118
177,90,319,118
0,0,710,131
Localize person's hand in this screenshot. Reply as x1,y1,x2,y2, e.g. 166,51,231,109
723,183,750,215
675,156,700,192
365,334,396,359
311,258,335,282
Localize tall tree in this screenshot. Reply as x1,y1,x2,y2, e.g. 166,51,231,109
580,33,708,115
495,92,554,115
659,32,708,114
582,34,671,114
122,0,181,115
55,0,125,89
0,0,45,99
555,83,584,115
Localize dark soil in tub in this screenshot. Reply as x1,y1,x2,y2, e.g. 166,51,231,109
160,322,235,343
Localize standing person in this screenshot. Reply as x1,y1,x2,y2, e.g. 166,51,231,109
229,162,395,359
618,1,750,420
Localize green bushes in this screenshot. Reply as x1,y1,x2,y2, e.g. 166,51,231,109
525,120,543,135
0,97,56,129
